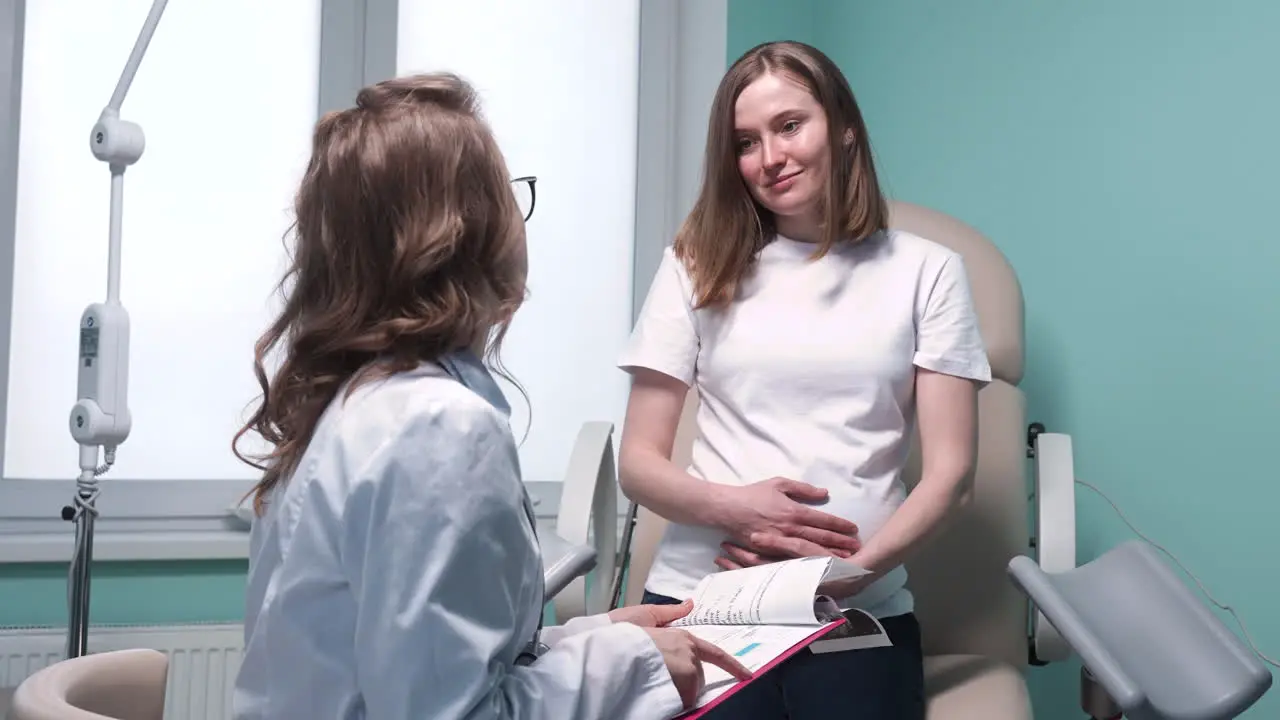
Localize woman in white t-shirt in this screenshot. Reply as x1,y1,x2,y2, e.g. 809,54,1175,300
617,41,991,720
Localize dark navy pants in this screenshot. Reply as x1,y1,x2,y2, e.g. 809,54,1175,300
642,590,926,720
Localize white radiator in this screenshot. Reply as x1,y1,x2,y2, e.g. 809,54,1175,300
0,623,244,720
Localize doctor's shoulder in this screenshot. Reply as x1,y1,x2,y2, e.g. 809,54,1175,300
339,365,513,449
331,367,520,490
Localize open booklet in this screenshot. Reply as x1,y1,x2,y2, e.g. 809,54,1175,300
667,555,894,718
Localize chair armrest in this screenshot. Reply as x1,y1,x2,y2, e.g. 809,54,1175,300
1008,555,1144,709
552,421,620,623
541,531,597,602
1029,428,1077,663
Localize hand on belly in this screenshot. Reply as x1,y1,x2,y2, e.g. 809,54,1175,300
711,476,862,571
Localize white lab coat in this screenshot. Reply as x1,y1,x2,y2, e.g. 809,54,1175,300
232,356,683,720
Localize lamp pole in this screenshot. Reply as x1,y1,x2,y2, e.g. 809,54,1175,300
63,0,170,659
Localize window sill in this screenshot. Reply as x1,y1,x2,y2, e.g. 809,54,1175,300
0,478,255,564
0,479,625,564
0,530,251,564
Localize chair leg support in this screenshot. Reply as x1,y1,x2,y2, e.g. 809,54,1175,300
1081,666,1123,719
609,502,639,610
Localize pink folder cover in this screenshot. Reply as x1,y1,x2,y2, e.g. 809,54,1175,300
678,619,847,719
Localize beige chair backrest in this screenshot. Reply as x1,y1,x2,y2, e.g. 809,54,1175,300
623,200,1030,669
8,649,168,720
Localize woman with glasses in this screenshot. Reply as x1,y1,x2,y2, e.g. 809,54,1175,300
230,72,748,720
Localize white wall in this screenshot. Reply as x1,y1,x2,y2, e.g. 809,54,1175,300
8,1,321,480
397,0,642,487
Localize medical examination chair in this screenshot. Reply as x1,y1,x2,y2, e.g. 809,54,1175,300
553,201,1272,719
7,648,167,720
603,200,1045,718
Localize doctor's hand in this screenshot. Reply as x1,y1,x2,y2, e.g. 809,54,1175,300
608,598,696,628
716,477,860,565
644,627,753,709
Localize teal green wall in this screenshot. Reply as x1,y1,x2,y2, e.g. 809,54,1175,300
0,561,246,628
727,0,821,50
729,1,1280,718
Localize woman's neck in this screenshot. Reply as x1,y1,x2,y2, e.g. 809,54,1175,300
774,212,823,244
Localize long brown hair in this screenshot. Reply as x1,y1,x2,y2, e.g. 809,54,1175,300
675,40,888,309
233,73,528,515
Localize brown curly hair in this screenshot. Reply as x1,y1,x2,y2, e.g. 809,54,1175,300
233,72,528,515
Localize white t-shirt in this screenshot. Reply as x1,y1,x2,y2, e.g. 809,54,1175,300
618,229,992,619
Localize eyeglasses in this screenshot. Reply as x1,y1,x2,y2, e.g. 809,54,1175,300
511,176,537,222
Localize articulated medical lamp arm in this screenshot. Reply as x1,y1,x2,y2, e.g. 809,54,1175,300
63,0,170,660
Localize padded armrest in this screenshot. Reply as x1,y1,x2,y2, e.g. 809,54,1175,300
541,532,598,602
1010,554,1141,706
1009,541,1272,720
551,421,620,623
1029,430,1076,663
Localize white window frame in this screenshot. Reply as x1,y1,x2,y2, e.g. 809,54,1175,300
0,0,726,564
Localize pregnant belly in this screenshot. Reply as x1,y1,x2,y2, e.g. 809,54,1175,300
816,481,902,547
651,485,904,596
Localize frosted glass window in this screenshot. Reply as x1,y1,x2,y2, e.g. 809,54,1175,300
8,1,321,480
398,1,641,485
